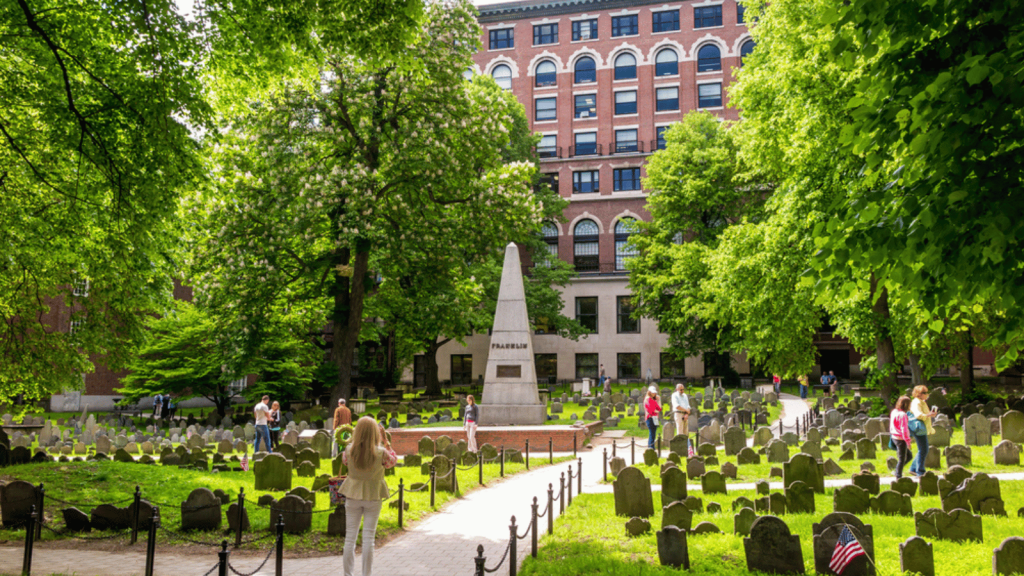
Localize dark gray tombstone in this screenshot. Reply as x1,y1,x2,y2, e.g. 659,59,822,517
914,507,983,542
227,502,250,532
625,516,651,536
327,505,347,537
656,526,690,569
0,480,38,528
899,536,933,576
613,467,654,518
254,453,292,491
661,501,693,531
271,494,312,533
785,480,816,514
993,536,1024,576
784,453,824,493
661,466,687,506
812,512,875,576
180,488,221,531
734,506,757,536
869,490,913,516
701,470,727,495
91,504,131,531
62,507,91,532
744,515,805,575
851,471,880,495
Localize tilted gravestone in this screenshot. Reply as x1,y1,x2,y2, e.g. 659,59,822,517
766,439,789,463
661,501,693,531
784,453,824,493
91,504,131,530
669,434,689,457
833,485,870,515
327,505,346,537
661,466,687,506
432,455,456,493
870,490,913,516
180,488,221,531
941,472,1006,516
722,426,746,456
993,536,1024,576
752,427,774,446
899,536,933,576
254,453,292,491
686,457,706,479
944,444,972,468
613,467,654,518
609,456,627,477
914,508,983,542
643,448,659,466
813,512,875,576
744,515,805,575
272,494,312,533
737,447,761,465
656,526,690,569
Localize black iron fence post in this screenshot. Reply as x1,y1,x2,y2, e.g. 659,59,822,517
567,465,573,506
602,448,607,482
559,473,565,514
657,436,661,454
34,484,44,540
22,505,36,576
453,461,460,495
531,497,539,558
500,446,505,478
478,451,484,486
275,514,284,576
612,442,616,458
630,438,635,465
145,506,159,576
546,484,554,535
573,433,577,458
525,439,530,470
430,464,436,508
218,540,229,576
509,516,518,576
131,485,141,545
548,438,553,464
474,544,486,576
398,479,405,528
235,488,245,547
577,457,582,494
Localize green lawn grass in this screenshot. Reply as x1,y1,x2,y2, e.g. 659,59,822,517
0,454,572,555
519,481,1024,576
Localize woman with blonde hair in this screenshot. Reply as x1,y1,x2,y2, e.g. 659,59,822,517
341,417,397,576
908,385,937,477
464,395,479,452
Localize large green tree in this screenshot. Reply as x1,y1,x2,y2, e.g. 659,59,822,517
188,0,544,404
0,0,210,408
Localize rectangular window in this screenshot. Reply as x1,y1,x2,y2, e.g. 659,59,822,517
574,132,597,156
489,28,514,49
652,10,680,32
656,87,679,111
611,15,638,37
660,352,686,378
614,90,637,115
698,83,723,108
656,126,669,150
451,354,473,385
575,353,599,380
694,5,723,28
413,355,426,387
533,23,558,45
572,19,598,41
538,172,559,194
617,353,641,379
575,296,598,332
617,296,639,333
536,354,558,383
738,4,746,23
574,94,596,118
615,129,638,153
535,97,557,121
572,170,599,193
613,167,641,191
538,134,557,158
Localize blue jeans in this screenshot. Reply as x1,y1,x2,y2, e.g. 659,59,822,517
254,424,272,452
646,417,658,449
911,433,929,475
799,384,807,398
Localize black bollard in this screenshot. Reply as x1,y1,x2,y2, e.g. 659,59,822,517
275,514,284,576
398,479,404,528
567,465,573,505
509,516,518,576
573,433,577,458
478,450,484,486
525,439,530,470
602,448,608,482
500,446,505,477
218,540,229,576
547,484,554,535
131,485,141,545
235,488,245,548
577,457,582,494
145,507,160,576
430,464,436,508
22,505,36,576
474,544,486,576
559,473,565,514
630,438,635,465
548,437,553,464
531,497,539,558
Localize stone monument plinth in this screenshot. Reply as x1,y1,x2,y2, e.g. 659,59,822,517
478,243,547,425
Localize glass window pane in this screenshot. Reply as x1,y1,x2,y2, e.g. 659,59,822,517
574,57,596,83
492,64,512,90
697,45,722,72
698,83,722,108
575,94,596,118
535,98,556,121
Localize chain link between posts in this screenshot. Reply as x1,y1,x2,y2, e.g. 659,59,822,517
482,537,512,574
227,534,281,576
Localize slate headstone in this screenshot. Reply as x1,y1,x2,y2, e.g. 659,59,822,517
744,515,805,575
613,467,654,518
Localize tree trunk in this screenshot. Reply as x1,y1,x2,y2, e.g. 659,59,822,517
960,330,975,400
330,243,372,407
423,336,451,397
871,282,898,409
385,328,397,386
908,354,925,387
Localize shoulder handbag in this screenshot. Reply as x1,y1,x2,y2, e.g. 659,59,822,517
908,415,926,436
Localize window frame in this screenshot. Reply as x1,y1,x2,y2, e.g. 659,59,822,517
572,170,600,193
536,354,558,383
574,57,597,84
575,296,599,332
740,39,756,64
535,60,558,87
656,86,680,111
697,44,722,72
655,48,679,77
489,28,515,49
614,218,638,269
652,9,680,32
573,221,600,271
575,353,599,380
611,14,638,37
617,295,640,333
538,134,558,158
698,82,723,108
617,352,641,379
694,5,723,28
535,97,557,121
572,19,598,41
614,128,638,153
491,64,513,90
613,52,637,80
533,23,558,46
451,354,473,386
660,352,686,379
656,126,669,150
574,131,598,156
574,93,597,119
613,167,641,191
614,90,638,115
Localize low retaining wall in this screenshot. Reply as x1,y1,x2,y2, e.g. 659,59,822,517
388,424,599,456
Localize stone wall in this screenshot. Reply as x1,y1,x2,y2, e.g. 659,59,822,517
387,423,600,456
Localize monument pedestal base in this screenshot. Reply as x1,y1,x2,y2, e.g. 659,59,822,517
478,405,547,426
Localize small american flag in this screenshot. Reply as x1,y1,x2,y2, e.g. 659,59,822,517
829,526,865,574
687,439,695,458
240,453,249,472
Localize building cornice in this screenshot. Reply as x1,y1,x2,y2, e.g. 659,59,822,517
478,0,693,23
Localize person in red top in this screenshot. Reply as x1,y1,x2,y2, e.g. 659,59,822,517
644,385,662,450
889,396,914,480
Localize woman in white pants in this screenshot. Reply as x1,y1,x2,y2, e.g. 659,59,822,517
464,395,479,452
341,417,397,576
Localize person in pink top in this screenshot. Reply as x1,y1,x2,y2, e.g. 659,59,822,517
644,386,662,450
889,396,914,480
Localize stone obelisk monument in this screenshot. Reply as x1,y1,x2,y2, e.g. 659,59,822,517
478,243,547,425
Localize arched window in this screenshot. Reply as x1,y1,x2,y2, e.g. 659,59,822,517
574,57,596,84
492,64,512,90
541,222,559,261
615,218,638,270
614,53,637,80
463,67,475,80
535,60,557,87
740,40,756,64
655,48,678,77
697,44,721,72
573,219,599,271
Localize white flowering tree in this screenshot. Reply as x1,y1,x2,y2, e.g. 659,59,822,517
188,0,544,403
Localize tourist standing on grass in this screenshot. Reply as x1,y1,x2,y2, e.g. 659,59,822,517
600,364,610,394
909,385,937,477
269,401,282,450
671,383,690,436
161,393,171,419
253,395,272,452
464,395,479,452
829,371,838,395
153,393,163,418
890,396,913,479
644,386,662,450
342,417,398,576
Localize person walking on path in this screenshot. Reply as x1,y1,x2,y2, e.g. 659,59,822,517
828,371,838,396
600,364,610,394
909,385,937,477
161,393,171,419
253,395,272,452
670,383,690,436
464,395,479,452
644,386,661,450
152,393,163,418
772,374,781,395
333,399,353,457
269,401,282,450
890,396,914,479
342,417,398,576
798,374,809,399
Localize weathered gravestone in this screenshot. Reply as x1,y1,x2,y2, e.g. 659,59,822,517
613,467,654,518
870,490,913,516
994,440,1021,466
945,444,973,468
661,501,692,531
813,512,874,576
686,457,706,479
942,472,1006,516
432,455,455,493
661,466,687,506
254,454,292,491
180,488,221,531
753,427,774,446
701,470,727,495
91,504,131,530
656,526,690,569
914,508,983,542
785,480,816,514
327,506,346,537
62,507,91,532
625,517,651,536
964,413,992,446
890,477,918,498
643,448,659,466
744,515,805,575
766,439,789,463
734,506,757,536
784,453,824,493
737,447,761,465
855,438,876,460
833,485,870,515
993,536,1024,576
723,426,746,456
272,494,312,533
609,456,627,477
669,434,689,457
0,481,39,527
851,471,880,495
1000,410,1024,443
899,536,934,576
